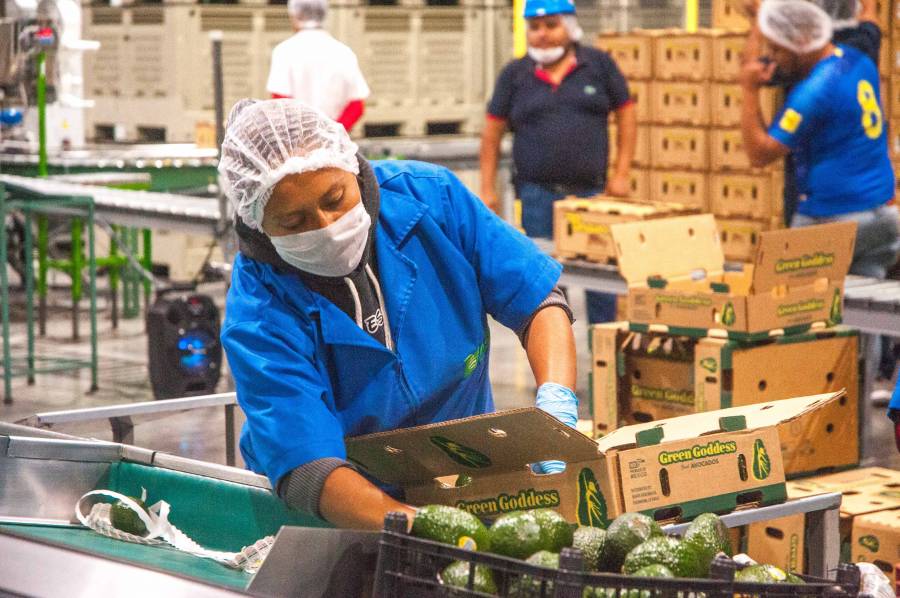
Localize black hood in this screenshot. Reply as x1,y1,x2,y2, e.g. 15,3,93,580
235,153,381,290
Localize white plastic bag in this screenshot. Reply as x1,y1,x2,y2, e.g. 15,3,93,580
76,489,273,574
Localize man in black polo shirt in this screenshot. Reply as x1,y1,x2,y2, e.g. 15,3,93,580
479,0,636,323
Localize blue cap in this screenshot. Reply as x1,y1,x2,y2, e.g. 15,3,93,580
524,0,575,18
0,109,23,127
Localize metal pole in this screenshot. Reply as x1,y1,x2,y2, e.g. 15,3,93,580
211,31,227,235
36,51,48,179
513,0,526,58
36,50,49,337
1,184,12,404
70,218,82,340
88,203,98,392
24,210,34,385
684,0,699,32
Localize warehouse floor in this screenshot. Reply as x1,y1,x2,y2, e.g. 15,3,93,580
1,276,898,473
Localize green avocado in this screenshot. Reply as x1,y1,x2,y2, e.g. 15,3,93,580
109,496,149,536
622,535,709,578
735,564,789,583
489,509,572,559
682,512,732,576
514,551,559,598
411,505,490,552
573,526,607,572
601,513,664,572
440,561,497,595
632,564,675,578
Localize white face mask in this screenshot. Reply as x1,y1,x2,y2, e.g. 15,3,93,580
527,45,566,66
270,201,371,277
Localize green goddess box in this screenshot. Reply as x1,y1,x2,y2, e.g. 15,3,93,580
345,392,841,525
611,214,856,341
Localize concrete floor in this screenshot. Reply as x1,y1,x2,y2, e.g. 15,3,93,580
1,275,897,471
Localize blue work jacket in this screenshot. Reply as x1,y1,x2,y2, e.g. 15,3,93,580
222,160,562,487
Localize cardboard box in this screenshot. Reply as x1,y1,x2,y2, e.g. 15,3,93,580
591,324,859,476
346,393,843,525
710,171,785,220
630,80,652,123
553,197,698,264
852,510,900,582
710,84,779,127
747,471,900,574
610,214,856,339
596,32,653,80
888,119,900,158
695,331,859,476
653,31,713,81
712,0,749,31
623,168,651,201
717,217,779,263
650,126,709,170
710,128,771,172
609,123,652,168
746,512,806,572
649,170,709,211
711,32,747,81
650,81,710,125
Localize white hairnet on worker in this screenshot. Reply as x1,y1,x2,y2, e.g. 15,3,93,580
560,15,583,42
758,0,833,54
218,98,359,233
288,0,327,27
809,0,858,30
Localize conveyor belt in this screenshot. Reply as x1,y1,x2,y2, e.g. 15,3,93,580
0,174,221,234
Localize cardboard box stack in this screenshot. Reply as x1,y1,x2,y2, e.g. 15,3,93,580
590,215,859,477
596,28,785,262
745,467,900,577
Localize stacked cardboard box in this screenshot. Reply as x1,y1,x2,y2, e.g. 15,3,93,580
590,215,859,477
591,323,859,477
597,29,785,262
745,467,900,577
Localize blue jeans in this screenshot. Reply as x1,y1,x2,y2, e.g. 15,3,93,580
517,181,617,324
791,205,899,279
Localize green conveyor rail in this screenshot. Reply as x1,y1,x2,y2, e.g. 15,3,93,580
2,460,330,590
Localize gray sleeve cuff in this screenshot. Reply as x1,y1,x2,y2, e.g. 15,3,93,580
516,286,575,346
276,457,353,518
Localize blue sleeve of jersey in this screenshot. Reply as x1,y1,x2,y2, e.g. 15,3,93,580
222,317,346,488
768,78,826,150
438,170,563,332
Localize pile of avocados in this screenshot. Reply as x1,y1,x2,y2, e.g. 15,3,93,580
411,505,805,596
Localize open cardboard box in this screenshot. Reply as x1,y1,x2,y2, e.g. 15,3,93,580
346,392,843,526
746,468,900,574
610,214,856,340
590,323,860,477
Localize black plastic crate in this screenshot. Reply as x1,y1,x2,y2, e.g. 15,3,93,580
373,513,862,598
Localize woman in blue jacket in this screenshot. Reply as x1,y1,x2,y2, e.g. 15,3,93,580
218,99,578,529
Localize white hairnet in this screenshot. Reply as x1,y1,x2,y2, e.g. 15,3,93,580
218,99,360,232
288,0,327,23
809,0,858,30
561,14,583,42
758,0,833,54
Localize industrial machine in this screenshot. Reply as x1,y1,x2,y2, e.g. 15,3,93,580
1,0,97,150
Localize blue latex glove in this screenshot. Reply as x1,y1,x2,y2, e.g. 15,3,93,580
533,382,578,474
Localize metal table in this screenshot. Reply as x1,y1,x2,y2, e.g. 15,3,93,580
28,392,239,466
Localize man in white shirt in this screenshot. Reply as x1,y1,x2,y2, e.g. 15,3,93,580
266,0,370,132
